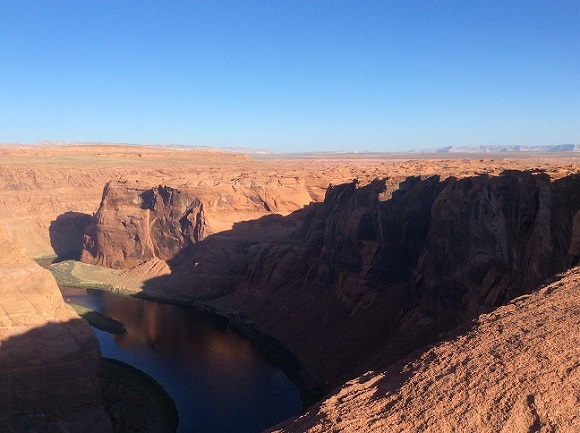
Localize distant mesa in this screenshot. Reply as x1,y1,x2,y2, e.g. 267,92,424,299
409,144,580,153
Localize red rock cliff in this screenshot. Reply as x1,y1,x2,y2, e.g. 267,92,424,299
81,181,206,268
0,230,112,432
81,175,315,269
232,172,580,387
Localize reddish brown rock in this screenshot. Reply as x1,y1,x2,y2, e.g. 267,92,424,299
0,229,112,432
0,145,317,258
205,172,576,390
270,266,580,433
2,143,577,259
81,181,207,268
1,144,580,431
79,173,316,268
405,172,580,329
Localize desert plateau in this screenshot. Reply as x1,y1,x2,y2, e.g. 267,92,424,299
0,143,579,432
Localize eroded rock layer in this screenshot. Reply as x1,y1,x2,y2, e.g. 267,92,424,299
81,182,207,268
0,145,316,258
0,230,112,432
79,173,316,268
223,172,580,388
271,266,580,432
2,145,580,431
3,143,578,258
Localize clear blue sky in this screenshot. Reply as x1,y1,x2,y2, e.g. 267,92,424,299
1,1,579,152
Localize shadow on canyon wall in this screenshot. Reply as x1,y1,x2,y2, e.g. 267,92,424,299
76,171,580,393
137,210,323,405
49,211,93,260
0,319,111,433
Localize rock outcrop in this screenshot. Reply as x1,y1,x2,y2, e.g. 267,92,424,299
0,145,316,258
230,172,580,387
80,175,315,269
4,143,576,259
81,182,207,268
0,230,112,431
271,266,580,432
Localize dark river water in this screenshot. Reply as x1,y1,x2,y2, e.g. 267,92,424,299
59,287,301,433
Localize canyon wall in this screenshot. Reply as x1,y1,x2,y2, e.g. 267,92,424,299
0,165,118,258
271,266,580,432
226,172,580,386
0,229,112,432
0,145,318,258
83,170,580,389
3,146,579,429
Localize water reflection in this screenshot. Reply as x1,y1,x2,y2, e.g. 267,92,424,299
60,287,301,433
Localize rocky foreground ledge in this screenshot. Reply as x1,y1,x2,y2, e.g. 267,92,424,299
271,266,580,432
0,229,112,432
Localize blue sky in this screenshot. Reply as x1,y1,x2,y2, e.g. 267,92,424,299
1,1,579,152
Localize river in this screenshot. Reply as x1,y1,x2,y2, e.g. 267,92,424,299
59,286,301,433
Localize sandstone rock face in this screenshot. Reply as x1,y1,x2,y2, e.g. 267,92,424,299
2,144,579,430
226,172,580,387
413,172,580,319
0,145,317,258
81,181,207,268
0,229,112,432
80,170,318,269
271,266,580,433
